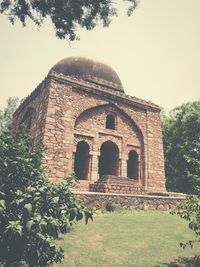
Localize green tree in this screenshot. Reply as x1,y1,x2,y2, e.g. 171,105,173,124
0,0,138,41
0,126,93,267
172,194,200,254
0,97,20,134
162,101,200,194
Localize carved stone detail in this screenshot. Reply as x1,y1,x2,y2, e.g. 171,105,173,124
74,134,93,150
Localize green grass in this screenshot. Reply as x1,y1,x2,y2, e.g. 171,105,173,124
53,211,200,267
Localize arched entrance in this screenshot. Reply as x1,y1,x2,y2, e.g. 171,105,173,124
127,150,138,179
74,141,90,180
99,141,119,178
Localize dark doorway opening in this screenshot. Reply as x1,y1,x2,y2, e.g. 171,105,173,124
106,114,115,130
127,150,138,179
99,141,119,178
74,141,90,180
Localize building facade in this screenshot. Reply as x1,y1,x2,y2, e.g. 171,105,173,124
13,57,166,194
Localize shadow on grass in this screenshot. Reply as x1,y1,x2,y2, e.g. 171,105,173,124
157,256,200,267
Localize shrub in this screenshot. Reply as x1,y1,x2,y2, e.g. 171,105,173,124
0,127,93,267
105,199,115,212
172,195,200,253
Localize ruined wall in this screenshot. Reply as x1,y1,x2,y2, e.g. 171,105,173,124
42,75,165,191
75,192,185,211
13,79,50,144
42,80,74,182
42,78,145,183
74,103,144,183
75,104,142,147
146,110,165,191
14,73,166,192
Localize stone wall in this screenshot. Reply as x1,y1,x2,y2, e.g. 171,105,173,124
43,74,165,191
13,72,166,193
13,78,50,145
75,192,185,211
146,110,165,191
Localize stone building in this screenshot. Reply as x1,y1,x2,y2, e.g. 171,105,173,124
13,57,166,194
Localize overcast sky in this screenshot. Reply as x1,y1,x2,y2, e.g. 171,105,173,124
0,0,200,112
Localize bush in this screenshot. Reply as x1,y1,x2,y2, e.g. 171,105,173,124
0,127,93,267
172,195,200,253
105,199,115,212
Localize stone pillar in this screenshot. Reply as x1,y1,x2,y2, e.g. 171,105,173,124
146,110,166,192
121,158,128,177
138,158,141,185
90,152,100,181
143,142,148,190
88,154,92,180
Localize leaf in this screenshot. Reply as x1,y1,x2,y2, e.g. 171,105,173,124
0,207,4,213
26,220,34,232
6,220,23,236
24,203,32,214
0,199,6,209
0,191,5,197
33,213,42,222
69,208,77,221
40,219,47,228
3,161,8,167
33,196,40,202
53,197,59,203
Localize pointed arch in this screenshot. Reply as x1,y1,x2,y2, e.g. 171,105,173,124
74,103,144,143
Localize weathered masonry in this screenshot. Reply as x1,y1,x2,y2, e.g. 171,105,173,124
13,57,166,194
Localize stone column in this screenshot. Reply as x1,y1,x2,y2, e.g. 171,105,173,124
121,158,128,177
90,152,100,181
88,154,92,180
143,142,148,190
138,158,141,185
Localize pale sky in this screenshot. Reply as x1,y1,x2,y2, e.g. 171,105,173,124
0,0,200,112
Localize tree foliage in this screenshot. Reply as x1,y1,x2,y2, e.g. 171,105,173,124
162,101,200,194
172,195,200,252
0,97,20,134
0,0,138,40
0,126,93,267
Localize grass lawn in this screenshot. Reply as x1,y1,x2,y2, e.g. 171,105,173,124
53,210,200,267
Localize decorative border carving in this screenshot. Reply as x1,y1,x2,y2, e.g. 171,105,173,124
98,133,122,157
74,134,93,151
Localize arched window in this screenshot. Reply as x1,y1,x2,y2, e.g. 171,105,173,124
106,114,115,130
127,150,138,179
74,141,90,180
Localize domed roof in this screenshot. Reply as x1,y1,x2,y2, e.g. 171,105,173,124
49,57,124,92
